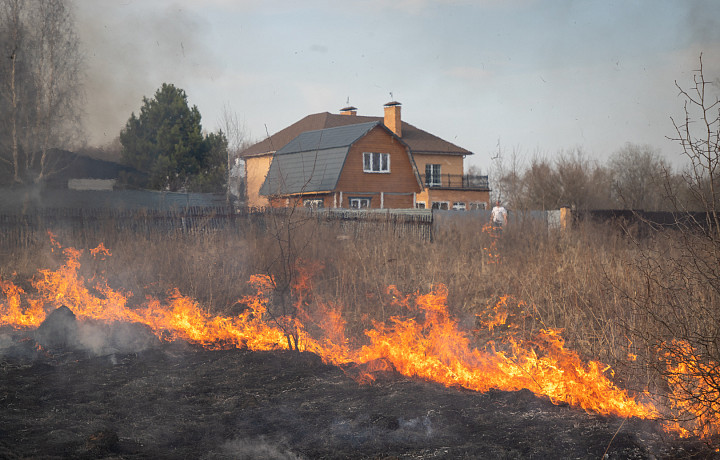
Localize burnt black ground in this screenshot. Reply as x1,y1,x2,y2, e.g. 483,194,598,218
0,326,714,460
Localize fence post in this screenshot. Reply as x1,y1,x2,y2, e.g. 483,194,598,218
560,206,572,232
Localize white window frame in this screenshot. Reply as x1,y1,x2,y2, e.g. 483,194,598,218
303,198,324,208
415,201,426,209
469,202,487,210
431,201,449,210
349,197,371,209
363,152,390,173
452,202,466,211
425,164,441,186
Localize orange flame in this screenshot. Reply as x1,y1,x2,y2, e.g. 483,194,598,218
3,239,718,440
481,223,502,265
660,340,720,439
0,279,46,327
352,285,656,419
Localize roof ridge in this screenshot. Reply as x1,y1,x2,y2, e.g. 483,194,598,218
241,110,472,158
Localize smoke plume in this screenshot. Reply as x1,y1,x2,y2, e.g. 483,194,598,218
74,1,220,148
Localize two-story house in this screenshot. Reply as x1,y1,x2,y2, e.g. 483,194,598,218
260,121,422,209
242,101,490,210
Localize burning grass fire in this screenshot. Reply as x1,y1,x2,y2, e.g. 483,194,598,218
1,235,717,448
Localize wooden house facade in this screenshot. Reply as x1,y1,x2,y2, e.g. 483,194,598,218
243,102,490,210
260,122,422,209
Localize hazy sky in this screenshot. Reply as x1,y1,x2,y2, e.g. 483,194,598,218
74,0,720,171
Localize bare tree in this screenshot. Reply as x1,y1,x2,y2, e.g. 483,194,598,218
0,0,84,185
609,143,672,211
671,54,720,228
0,0,26,183
522,155,560,211
219,103,251,202
491,144,616,211
555,147,597,210
490,142,526,210
613,54,720,439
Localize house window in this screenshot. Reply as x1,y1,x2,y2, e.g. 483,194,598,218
363,152,390,173
452,202,466,211
416,202,426,209
425,164,441,187
469,202,487,210
349,197,371,209
431,201,449,210
303,198,324,208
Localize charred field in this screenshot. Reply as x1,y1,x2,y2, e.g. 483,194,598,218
0,322,707,460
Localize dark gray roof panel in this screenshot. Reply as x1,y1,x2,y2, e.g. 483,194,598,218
240,112,471,158
260,147,349,196
276,122,379,155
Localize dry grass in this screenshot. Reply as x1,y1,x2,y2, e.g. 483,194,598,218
2,211,717,426
0,213,643,356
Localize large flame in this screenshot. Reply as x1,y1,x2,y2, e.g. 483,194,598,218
2,238,717,439
353,285,656,419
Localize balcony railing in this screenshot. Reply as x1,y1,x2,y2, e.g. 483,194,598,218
421,174,489,190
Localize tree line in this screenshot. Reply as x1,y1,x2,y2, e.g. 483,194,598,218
482,142,713,212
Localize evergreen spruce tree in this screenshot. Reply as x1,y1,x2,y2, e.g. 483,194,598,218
120,83,227,192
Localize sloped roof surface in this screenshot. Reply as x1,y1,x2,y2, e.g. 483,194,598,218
276,122,379,155
260,122,381,196
242,112,471,158
35,150,141,187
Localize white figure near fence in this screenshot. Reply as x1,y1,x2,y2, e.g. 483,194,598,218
490,200,508,234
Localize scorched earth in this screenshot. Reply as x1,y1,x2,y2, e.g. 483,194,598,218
0,310,710,459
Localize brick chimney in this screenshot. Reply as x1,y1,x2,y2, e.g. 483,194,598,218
340,106,357,116
383,101,402,137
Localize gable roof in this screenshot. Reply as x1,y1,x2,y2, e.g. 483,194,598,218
241,112,472,158
259,122,382,196
39,150,141,187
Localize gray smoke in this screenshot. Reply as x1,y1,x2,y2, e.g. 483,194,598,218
207,437,304,460
33,305,160,356
74,0,220,147
684,1,720,48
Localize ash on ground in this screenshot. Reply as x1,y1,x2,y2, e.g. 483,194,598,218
0,313,714,459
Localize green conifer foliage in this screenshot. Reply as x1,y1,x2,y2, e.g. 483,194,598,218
120,83,227,192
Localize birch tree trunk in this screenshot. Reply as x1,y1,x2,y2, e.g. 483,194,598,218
0,0,84,185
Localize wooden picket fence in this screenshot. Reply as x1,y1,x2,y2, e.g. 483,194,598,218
0,207,435,249
0,207,233,248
